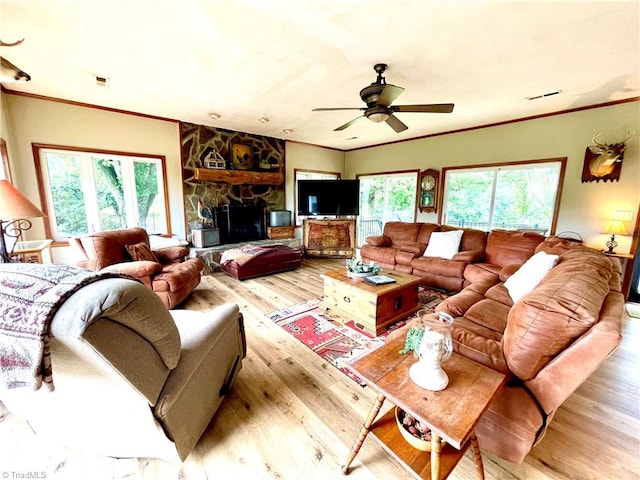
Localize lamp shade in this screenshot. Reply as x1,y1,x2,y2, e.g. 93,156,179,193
0,180,45,219
603,219,628,236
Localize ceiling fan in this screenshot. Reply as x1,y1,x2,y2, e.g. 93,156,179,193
312,63,454,133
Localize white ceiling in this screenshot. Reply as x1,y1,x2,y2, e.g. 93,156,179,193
1,0,638,151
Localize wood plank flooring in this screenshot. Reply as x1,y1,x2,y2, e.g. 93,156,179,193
1,258,639,479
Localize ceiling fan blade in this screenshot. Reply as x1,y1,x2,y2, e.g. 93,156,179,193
335,115,365,131
377,84,405,106
392,103,455,113
385,114,408,133
312,107,365,112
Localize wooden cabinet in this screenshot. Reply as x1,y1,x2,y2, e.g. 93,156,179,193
303,219,355,258
418,168,439,213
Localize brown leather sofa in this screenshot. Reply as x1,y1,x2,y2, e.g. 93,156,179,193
69,227,204,309
361,222,547,292
421,237,623,463
361,222,488,291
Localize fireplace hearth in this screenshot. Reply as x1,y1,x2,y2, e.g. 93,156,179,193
215,205,266,244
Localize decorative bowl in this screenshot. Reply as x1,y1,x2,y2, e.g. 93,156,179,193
394,406,445,452
345,259,381,278
346,270,376,278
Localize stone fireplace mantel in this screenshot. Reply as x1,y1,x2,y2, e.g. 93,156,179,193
194,168,284,186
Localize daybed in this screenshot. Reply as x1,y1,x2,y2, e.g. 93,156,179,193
69,227,204,309
402,237,623,463
0,265,246,462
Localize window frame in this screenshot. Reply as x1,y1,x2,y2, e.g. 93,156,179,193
440,157,566,234
356,169,420,246
0,139,11,182
32,143,172,242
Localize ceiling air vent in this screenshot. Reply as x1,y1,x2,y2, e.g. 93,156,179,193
95,75,110,88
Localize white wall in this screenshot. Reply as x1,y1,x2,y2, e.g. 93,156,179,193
285,141,345,237
345,101,640,254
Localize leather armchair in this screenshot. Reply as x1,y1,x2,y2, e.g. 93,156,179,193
69,227,204,309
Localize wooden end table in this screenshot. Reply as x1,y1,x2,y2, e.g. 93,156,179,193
342,328,505,480
321,269,421,336
13,239,53,264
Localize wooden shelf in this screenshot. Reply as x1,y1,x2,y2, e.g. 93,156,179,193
370,409,467,480
194,168,283,185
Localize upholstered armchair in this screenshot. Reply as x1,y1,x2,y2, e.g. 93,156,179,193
69,227,204,309
0,275,245,462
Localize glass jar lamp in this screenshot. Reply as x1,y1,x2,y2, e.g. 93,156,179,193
409,311,454,391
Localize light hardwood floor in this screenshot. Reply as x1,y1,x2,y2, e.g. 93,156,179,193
1,258,639,480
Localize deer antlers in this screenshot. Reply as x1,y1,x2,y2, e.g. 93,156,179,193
0,39,24,47
592,131,635,147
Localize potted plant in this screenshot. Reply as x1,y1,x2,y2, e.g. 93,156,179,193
345,258,381,278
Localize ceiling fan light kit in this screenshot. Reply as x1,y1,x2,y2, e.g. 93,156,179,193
313,63,454,133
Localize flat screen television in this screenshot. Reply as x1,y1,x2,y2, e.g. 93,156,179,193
297,179,360,216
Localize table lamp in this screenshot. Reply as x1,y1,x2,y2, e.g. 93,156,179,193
603,219,628,255
0,179,46,263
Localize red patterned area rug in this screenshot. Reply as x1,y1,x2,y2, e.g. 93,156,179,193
265,287,451,385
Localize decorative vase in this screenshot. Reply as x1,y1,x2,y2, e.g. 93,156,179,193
409,311,454,391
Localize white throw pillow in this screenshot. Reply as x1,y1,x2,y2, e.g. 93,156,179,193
504,251,560,303
423,230,464,260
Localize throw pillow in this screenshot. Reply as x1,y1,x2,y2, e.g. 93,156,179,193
504,251,560,303
423,230,464,259
125,242,159,263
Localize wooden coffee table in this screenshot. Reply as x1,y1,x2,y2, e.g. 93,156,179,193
342,327,506,480
321,269,421,336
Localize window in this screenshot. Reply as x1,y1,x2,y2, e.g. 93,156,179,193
442,158,565,234
357,170,419,246
293,168,340,226
0,139,10,181
34,145,169,240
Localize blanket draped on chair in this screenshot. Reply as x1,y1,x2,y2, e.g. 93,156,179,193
0,263,138,391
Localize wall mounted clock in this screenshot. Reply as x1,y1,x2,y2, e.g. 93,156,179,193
419,169,439,213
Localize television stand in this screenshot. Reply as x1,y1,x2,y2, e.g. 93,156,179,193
302,218,356,258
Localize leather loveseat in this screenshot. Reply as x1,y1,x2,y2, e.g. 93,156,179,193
70,227,204,309
406,237,623,464
0,272,246,462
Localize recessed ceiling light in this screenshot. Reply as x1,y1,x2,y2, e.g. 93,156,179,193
525,90,562,101
282,129,293,134
258,117,269,124
209,113,221,120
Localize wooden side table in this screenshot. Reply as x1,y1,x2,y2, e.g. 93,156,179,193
13,239,53,264
342,329,505,480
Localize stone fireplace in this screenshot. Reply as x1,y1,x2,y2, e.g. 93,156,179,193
180,122,285,244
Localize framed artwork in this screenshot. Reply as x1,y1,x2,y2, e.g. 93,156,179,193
231,143,253,170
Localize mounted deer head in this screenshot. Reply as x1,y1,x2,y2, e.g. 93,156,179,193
0,38,31,82
581,131,635,182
